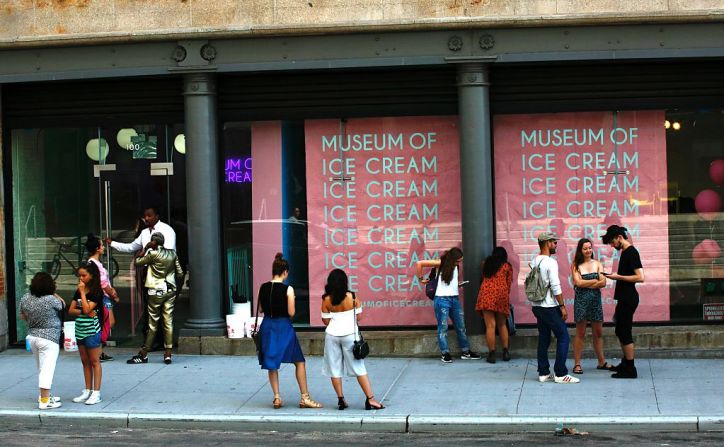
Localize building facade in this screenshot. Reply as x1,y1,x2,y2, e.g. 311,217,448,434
1,1,723,349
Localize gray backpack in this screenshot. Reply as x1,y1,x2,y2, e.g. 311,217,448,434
524,258,550,303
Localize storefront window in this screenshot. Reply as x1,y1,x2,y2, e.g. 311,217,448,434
10,125,188,343
221,116,463,327
493,110,723,324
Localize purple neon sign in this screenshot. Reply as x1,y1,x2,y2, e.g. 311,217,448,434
225,157,252,183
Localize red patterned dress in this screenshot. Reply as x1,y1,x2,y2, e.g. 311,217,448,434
475,262,513,316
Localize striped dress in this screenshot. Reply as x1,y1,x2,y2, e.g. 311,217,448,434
73,290,103,340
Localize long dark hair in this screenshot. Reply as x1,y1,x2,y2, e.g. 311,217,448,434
482,246,508,279
439,247,463,284
324,268,349,306
78,261,103,298
573,238,595,268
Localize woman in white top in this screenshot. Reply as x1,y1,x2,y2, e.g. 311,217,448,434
321,268,385,411
416,247,481,363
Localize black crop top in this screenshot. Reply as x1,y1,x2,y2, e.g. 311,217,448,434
258,281,290,318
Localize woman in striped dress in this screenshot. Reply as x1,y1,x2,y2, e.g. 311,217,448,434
68,262,105,405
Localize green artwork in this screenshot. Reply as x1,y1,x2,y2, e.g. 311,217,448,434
131,134,158,159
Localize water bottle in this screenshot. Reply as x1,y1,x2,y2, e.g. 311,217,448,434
25,337,32,352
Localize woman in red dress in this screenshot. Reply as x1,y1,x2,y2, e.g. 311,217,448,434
475,247,513,363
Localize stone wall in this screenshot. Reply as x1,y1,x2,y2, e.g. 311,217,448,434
1,0,723,48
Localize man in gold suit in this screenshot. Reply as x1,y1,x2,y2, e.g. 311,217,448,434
127,232,184,365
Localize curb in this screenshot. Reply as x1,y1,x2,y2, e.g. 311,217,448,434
3,410,724,433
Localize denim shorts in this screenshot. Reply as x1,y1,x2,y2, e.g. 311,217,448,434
77,331,102,349
103,296,113,309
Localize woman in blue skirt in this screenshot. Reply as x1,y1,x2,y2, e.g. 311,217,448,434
258,253,322,409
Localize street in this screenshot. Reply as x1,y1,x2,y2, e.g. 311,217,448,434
2,424,724,447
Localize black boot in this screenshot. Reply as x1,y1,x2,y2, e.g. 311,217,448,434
611,358,637,379
486,350,496,364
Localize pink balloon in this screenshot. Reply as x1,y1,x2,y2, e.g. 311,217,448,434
710,159,724,185
695,189,722,220
700,239,722,259
692,243,714,264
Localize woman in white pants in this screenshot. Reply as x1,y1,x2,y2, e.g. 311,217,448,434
20,272,66,410
321,268,384,411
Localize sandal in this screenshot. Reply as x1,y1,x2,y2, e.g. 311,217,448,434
596,362,616,371
572,364,583,374
299,393,323,409
272,394,283,409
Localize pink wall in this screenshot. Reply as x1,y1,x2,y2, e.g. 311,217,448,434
493,110,670,323
305,116,462,326
251,122,283,298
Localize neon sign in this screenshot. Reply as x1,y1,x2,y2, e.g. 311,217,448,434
225,157,252,183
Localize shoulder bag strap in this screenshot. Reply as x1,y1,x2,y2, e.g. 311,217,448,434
254,282,273,331
351,291,359,342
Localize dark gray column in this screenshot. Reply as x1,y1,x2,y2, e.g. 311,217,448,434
455,62,495,335
181,73,225,336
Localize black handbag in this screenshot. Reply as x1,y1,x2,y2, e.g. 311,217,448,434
351,292,369,360
425,267,438,300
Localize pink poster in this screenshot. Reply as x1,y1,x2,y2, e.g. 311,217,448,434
305,116,462,326
494,111,670,324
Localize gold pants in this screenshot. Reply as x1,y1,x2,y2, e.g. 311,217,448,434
143,290,176,351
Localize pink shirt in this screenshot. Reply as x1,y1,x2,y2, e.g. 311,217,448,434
89,258,110,289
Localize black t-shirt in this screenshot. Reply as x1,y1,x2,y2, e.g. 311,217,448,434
258,281,290,318
614,246,643,301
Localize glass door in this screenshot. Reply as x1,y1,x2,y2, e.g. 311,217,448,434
94,124,188,345
10,124,188,346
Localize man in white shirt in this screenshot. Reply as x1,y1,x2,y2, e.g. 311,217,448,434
105,207,176,254
531,232,579,384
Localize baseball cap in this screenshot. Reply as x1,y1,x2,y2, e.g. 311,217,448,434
601,225,628,244
537,232,558,242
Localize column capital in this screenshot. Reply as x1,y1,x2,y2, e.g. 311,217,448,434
452,61,492,87
183,72,217,96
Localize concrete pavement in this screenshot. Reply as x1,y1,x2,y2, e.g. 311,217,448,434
1,349,723,433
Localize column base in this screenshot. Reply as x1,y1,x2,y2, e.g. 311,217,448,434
181,318,226,337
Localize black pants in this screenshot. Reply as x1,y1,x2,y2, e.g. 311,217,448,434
614,296,639,345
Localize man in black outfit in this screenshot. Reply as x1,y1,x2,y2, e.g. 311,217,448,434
601,225,645,379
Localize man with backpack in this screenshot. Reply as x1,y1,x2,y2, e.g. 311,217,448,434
528,232,579,384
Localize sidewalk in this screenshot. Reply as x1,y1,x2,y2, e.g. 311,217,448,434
1,349,723,433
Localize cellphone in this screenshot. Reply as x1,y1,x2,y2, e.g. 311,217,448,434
458,280,470,287
602,272,613,276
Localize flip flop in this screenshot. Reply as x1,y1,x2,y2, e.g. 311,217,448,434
596,362,615,371
572,364,583,374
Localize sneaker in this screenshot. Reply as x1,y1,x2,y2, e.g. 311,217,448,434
441,352,453,363
538,373,554,383
100,352,113,362
126,354,148,364
611,366,637,379
461,350,482,360
72,389,91,403
84,391,102,405
38,399,62,410
40,395,61,404
554,374,581,384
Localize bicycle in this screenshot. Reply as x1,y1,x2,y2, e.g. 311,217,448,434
48,236,119,280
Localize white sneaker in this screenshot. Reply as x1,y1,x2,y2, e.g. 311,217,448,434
38,399,62,410
39,395,61,404
554,374,581,384
72,389,91,403
538,374,554,383
84,391,102,405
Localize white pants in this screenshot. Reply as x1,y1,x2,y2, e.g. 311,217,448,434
28,336,60,390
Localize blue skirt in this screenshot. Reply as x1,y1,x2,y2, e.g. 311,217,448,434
258,317,305,370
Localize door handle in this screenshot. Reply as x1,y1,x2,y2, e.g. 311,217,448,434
150,162,174,176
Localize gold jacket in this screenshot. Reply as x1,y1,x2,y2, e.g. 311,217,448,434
135,247,184,291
